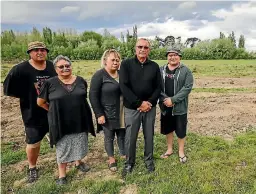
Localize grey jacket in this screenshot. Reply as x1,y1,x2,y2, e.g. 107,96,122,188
159,63,194,116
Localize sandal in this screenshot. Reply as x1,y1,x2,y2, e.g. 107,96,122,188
179,155,187,163
160,152,173,159
108,162,117,172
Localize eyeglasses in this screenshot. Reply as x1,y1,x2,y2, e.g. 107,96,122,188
137,46,149,50
56,64,71,69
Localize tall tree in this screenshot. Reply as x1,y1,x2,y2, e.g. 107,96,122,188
133,25,138,41
1,30,16,45
228,31,236,48
43,27,52,44
120,32,125,44
81,31,103,47
30,27,42,41
238,35,245,48
220,32,225,39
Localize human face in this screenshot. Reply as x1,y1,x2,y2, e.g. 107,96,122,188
55,59,72,77
167,52,181,66
135,39,150,59
105,52,120,72
29,48,47,62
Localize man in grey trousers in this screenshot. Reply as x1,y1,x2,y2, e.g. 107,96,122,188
119,38,161,176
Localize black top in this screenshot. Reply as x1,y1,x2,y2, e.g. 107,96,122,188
165,66,177,97
3,60,57,128
89,68,122,131
39,76,96,147
119,56,161,109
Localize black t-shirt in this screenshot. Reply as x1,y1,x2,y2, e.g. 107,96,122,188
3,60,57,128
165,66,177,97
38,76,95,146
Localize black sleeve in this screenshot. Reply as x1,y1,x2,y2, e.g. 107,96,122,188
89,71,105,118
3,65,23,98
148,65,162,104
119,60,142,107
38,80,49,102
80,77,88,98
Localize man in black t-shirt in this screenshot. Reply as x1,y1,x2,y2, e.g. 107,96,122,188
3,41,57,183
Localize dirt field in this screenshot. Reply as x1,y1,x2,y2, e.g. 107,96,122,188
2,77,256,145
1,75,256,193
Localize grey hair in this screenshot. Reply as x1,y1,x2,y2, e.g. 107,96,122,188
136,38,151,47
100,49,121,68
53,55,72,67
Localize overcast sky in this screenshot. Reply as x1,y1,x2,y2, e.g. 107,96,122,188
1,1,256,51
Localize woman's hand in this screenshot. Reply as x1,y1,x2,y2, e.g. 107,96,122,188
97,116,106,124
163,97,174,107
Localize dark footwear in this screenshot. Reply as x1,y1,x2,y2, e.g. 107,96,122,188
108,162,117,172
146,164,155,173
122,165,133,178
160,152,173,159
56,177,67,185
75,162,90,172
179,155,187,163
27,167,38,183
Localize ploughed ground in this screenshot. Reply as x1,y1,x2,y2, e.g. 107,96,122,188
1,76,256,193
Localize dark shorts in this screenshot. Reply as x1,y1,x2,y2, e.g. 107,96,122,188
25,126,49,144
160,111,187,138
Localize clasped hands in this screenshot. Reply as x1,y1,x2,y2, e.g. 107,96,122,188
137,101,152,112
163,97,174,107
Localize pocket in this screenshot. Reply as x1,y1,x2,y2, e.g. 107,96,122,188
104,105,116,119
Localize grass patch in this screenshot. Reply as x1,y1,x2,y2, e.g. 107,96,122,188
124,131,256,194
192,87,256,93
156,60,256,78
1,137,53,166
2,130,255,194
2,60,256,82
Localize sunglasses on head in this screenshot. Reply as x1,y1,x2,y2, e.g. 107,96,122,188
136,45,149,50
56,64,71,69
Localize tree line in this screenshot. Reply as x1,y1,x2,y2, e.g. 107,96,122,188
1,26,255,62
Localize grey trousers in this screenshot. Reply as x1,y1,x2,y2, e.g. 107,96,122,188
124,107,156,167
102,126,126,157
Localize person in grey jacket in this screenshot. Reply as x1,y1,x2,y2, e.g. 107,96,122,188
159,49,193,163
89,49,126,172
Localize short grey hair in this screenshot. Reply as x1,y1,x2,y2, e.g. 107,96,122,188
53,55,72,67
136,38,151,47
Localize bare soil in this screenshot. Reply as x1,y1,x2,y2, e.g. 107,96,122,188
194,77,256,88
1,77,256,193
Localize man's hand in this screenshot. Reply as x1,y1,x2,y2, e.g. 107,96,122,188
163,98,174,107
137,101,152,112
98,115,106,124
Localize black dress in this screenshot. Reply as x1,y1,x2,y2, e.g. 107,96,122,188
39,76,96,147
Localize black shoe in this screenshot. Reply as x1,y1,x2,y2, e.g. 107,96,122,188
75,162,90,172
27,167,38,183
56,177,67,185
146,164,155,173
122,165,133,178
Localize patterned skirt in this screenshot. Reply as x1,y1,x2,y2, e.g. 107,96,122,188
56,132,88,164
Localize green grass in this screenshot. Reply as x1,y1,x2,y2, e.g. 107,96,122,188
1,60,256,82
1,130,256,194
1,137,53,166
192,87,256,93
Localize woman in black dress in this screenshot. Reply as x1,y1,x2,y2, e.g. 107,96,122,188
89,49,125,172
37,55,95,185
